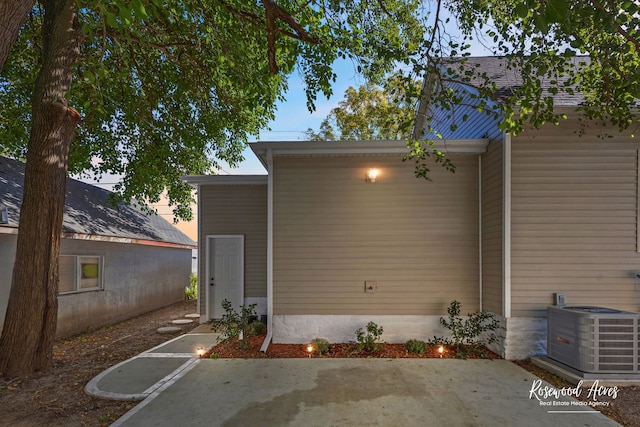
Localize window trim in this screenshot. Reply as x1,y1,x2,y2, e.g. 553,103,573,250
59,255,104,294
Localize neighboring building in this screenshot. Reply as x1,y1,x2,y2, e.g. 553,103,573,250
184,57,640,360
0,157,196,338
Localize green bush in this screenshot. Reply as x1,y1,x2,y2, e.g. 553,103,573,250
310,338,330,355
184,273,198,300
355,321,385,352
406,339,427,354
433,300,502,358
211,299,257,343
247,321,265,336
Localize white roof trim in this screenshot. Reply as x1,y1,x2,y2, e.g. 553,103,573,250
181,175,268,186
0,225,18,235
250,139,489,168
0,226,195,249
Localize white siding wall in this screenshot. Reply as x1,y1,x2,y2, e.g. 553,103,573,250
0,234,17,333
1,235,191,338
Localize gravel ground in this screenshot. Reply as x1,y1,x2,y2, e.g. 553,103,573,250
0,300,198,426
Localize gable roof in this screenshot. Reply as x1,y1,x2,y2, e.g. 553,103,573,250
415,56,592,140
447,56,589,106
0,156,195,247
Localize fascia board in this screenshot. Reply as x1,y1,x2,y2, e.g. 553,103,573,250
250,139,489,166
180,175,268,187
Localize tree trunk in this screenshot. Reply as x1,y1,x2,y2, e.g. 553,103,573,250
0,0,36,72
0,0,80,378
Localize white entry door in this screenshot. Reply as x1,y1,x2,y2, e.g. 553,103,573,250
208,236,244,319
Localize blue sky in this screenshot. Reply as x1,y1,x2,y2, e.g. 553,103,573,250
217,58,367,176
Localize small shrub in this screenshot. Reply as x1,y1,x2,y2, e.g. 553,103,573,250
247,321,265,336
406,339,427,354
209,353,219,359
211,299,257,342
436,300,502,358
310,338,330,355
355,321,385,352
184,273,198,300
426,336,453,346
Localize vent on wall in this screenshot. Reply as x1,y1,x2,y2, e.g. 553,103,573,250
547,306,640,374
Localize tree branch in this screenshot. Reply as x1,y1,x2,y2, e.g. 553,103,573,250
376,0,393,18
261,0,320,73
588,0,640,52
218,0,321,74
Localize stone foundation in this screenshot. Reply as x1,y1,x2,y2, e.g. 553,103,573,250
273,313,548,360
272,315,449,344
487,316,547,360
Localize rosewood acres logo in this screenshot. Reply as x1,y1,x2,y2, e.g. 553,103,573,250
528,380,619,410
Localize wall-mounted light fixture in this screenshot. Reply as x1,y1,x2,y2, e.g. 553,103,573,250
0,206,7,224
366,169,379,183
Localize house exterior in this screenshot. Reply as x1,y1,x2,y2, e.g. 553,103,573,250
185,57,640,360
0,157,196,338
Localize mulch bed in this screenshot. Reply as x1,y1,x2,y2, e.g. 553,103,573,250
204,333,501,359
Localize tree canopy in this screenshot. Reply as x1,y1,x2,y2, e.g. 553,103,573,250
0,0,426,220
0,0,429,377
2,0,640,378
431,0,640,134
306,72,421,141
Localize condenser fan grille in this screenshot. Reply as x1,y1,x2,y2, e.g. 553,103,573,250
547,306,640,374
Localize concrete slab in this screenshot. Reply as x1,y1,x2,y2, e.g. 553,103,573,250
148,333,220,355
85,356,195,401
112,359,622,427
189,324,214,334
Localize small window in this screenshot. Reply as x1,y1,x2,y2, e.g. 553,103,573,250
59,255,103,294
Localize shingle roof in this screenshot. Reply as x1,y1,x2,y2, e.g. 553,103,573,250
445,56,590,106
0,156,195,247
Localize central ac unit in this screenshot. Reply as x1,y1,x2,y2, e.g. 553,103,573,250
547,306,640,374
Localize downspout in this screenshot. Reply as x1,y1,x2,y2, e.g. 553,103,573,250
196,185,203,322
503,133,512,318
479,156,483,312
260,148,274,352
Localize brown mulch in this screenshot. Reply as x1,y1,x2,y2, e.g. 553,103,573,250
205,332,500,359
0,300,199,427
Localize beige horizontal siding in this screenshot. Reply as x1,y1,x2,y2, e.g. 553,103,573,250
481,140,503,315
510,139,640,317
198,185,267,315
273,155,480,316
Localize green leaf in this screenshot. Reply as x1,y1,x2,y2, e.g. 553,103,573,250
544,0,569,23
105,12,117,28
131,0,148,19
515,3,529,19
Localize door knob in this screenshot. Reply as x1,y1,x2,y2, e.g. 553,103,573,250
210,277,215,286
